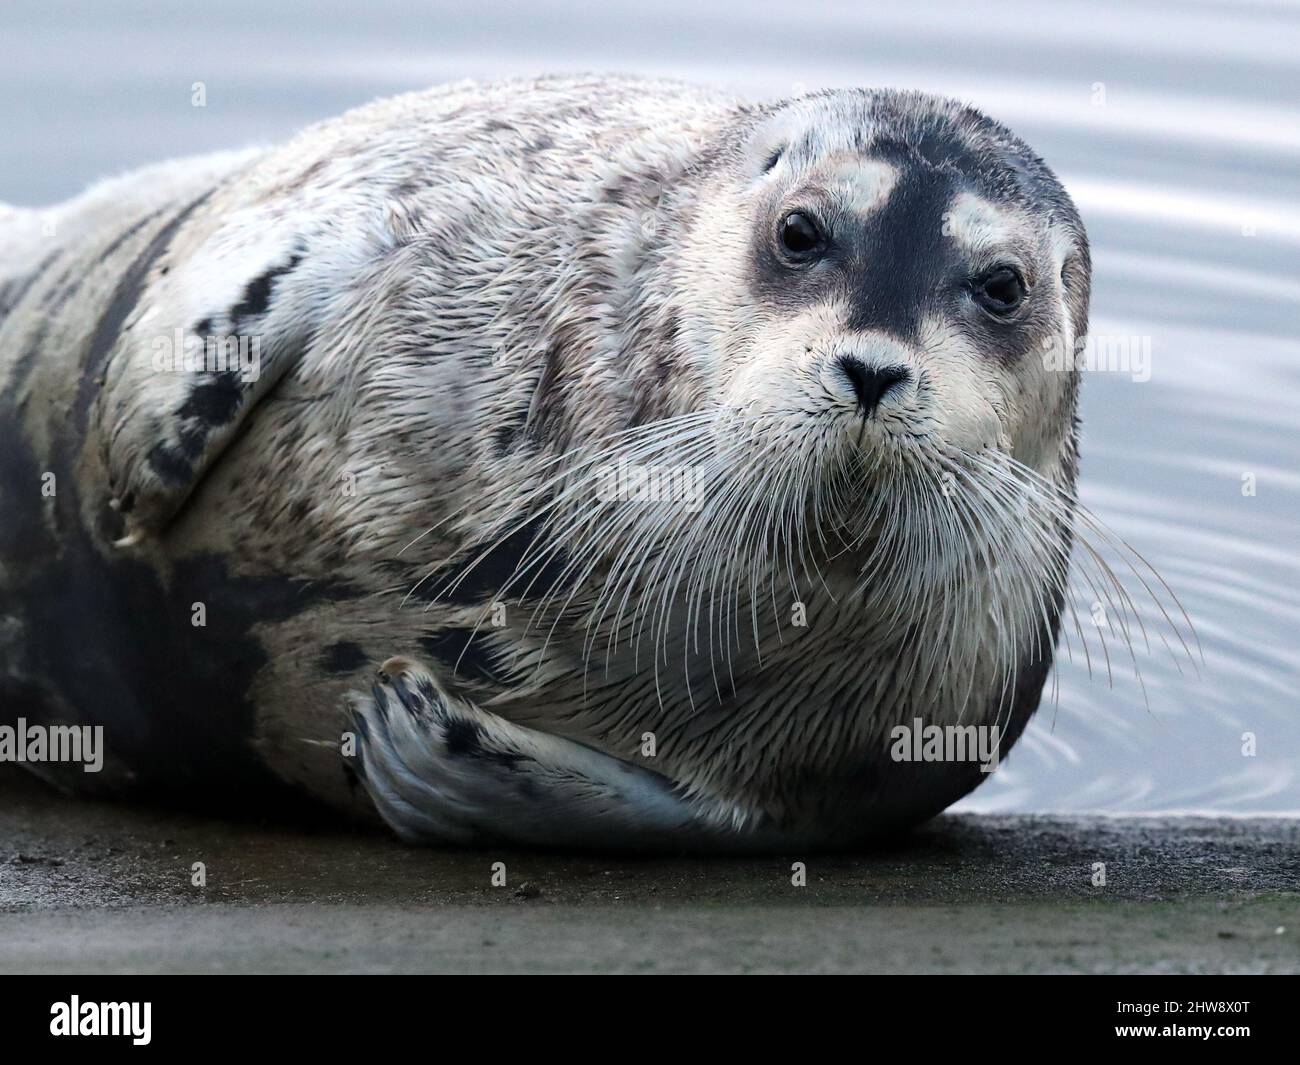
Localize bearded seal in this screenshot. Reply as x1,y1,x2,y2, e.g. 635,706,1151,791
1,74,1141,850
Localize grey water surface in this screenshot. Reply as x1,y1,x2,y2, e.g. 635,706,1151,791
2,0,1297,815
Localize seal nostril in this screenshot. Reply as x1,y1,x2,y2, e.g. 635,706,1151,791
837,357,910,419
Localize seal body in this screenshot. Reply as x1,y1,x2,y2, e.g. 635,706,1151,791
0,76,1090,849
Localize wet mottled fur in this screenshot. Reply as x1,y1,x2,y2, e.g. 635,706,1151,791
0,76,1091,849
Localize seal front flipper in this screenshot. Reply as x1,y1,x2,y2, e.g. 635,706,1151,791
346,658,778,852
92,168,394,539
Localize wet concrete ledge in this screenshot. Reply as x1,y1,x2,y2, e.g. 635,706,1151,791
0,769,1296,973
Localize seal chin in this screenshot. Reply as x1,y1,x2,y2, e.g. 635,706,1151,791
836,406,926,466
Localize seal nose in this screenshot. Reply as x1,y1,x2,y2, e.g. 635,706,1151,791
837,357,910,418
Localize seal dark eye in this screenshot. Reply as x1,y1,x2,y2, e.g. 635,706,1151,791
779,212,823,259
973,266,1027,316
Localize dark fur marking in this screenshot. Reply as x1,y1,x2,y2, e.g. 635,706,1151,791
0,411,349,813
748,158,960,345
177,424,207,461
178,369,244,426
442,715,526,771
73,193,214,439
94,209,164,264
3,253,63,398
42,264,87,317
0,251,59,323
842,166,958,340
323,641,368,674
654,312,682,385
229,253,302,324
422,518,571,606
524,341,563,444
147,366,247,485
443,716,483,757
145,442,194,486
418,629,507,687
487,748,528,771
493,407,528,454
8,321,51,404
